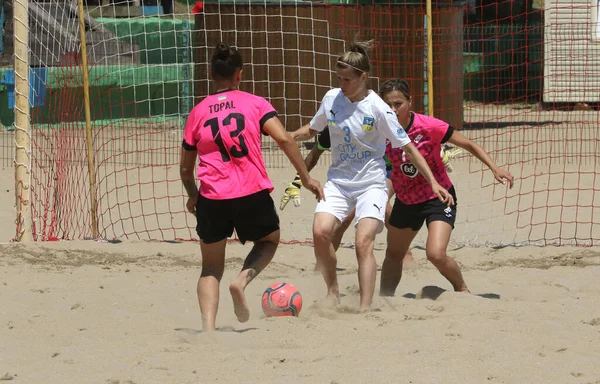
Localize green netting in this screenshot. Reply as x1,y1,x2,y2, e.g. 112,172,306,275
46,64,192,88
96,17,194,65
1,64,192,127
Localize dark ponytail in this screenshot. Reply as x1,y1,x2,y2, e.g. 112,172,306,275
211,42,243,79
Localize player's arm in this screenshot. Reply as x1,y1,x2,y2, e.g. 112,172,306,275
293,99,328,142
447,131,514,188
291,124,320,142
402,144,453,206
180,109,201,214
304,146,324,171
180,143,199,214
263,117,324,202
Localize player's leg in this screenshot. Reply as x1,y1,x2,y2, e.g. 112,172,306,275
380,227,418,296
195,195,234,331
313,213,341,304
314,210,352,272
424,221,467,292
230,190,281,322
198,239,227,331
313,182,352,305
354,187,388,311
332,210,354,251
384,177,394,228
229,230,280,323
379,198,423,296
423,191,468,292
385,177,415,267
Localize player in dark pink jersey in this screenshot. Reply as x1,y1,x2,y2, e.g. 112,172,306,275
379,78,514,296
180,43,324,331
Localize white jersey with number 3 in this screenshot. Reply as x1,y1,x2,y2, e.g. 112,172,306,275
310,88,411,190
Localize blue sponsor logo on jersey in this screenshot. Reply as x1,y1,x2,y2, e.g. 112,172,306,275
362,116,375,132
395,121,408,139
338,143,372,162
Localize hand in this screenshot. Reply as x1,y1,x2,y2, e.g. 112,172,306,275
441,146,462,173
186,195,198,214
301,177,325,203
432,183,455,206
290,130,301,141
279,182,302,210
493,168,514,189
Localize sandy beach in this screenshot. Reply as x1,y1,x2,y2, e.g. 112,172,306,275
2,105,600,383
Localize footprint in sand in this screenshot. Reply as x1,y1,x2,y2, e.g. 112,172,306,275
426,304,445,313
1,373,16,381
583,318,600,326
416,286,472,301
415,286,448,300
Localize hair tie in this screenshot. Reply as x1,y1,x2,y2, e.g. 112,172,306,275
337,60,366,74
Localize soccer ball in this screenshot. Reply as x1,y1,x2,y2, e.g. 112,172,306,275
261,282,303,317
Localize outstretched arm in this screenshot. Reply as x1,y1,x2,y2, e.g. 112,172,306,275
263,117,324,202
448,131,514,188
305,145,325,172
291,124,320,142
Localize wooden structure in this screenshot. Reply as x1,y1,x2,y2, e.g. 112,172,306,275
194,1,465,129
544,0,600,102
3,0,139,67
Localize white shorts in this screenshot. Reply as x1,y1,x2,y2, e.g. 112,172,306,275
315,181,388,233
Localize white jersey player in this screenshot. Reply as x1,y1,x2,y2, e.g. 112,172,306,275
296,39,454,311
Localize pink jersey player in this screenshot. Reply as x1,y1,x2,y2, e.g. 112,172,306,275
378,78,514,298
179,43,322,332
183,89,276,200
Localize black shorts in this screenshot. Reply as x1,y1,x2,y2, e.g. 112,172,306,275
389,187,458,231
196,189,280,244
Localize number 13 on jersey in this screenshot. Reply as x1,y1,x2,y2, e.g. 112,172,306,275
204,113,248,162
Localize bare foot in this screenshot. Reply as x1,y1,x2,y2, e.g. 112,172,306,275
229,282,250,323
403,255,418,270
324,293,341,308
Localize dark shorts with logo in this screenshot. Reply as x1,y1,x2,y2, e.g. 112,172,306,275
389,186,457,231
195,189,280,244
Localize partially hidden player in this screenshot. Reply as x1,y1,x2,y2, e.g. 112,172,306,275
379,78,514,296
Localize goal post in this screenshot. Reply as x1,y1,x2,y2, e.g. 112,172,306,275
13,0,32,242
77,0,99,239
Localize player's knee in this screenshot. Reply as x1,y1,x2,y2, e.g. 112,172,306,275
200,264,224,280
385,245,405,261
426,249,447,265
355,234,375,257
313,225,333,245
258,229,280,246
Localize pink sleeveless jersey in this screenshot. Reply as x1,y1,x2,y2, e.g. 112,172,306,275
385,112,454,205
183,90,276,200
